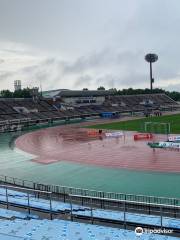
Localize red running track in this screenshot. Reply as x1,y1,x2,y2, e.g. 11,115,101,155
15,126,180,173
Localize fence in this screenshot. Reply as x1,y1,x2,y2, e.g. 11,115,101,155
0,174,179,208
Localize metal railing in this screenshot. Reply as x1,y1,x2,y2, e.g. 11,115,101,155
0,174,179,208
0,183,179,233
0,184,53,219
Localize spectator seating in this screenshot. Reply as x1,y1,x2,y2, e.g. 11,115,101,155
0,94,178,123
0,218,178,240
0,208,38,220
0,187,179,231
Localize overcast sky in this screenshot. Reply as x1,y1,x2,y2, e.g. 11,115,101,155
0,0,180,91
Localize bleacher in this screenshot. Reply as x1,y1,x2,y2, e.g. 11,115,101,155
103,93,178,111
0,185,179,239
0,218,179,240
0,94,179,128
0,99,54,121
0,208,38,220
76,93,179,116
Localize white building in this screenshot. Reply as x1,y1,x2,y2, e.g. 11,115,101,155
42,89,115,106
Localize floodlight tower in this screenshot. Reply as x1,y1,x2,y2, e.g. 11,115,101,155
145,53,158,91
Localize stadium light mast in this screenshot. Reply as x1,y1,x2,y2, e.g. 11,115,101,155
145,53,158,91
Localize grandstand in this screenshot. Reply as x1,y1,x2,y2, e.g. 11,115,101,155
0,91,179,133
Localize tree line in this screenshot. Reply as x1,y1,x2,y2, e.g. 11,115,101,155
1,87,180,102
0,88,32,98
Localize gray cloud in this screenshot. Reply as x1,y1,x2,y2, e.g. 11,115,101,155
63,48,114,74
0,71,16,80
164,83,180,92
0,1,180,91
0,47,179,91
74,75,93,88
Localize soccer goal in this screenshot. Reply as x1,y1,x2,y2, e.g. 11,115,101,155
144,122,171,136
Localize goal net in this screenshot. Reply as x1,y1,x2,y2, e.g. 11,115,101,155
144,122,171,135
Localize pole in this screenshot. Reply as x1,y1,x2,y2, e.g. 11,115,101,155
70,194,73,221
5,187,9,209
90,197,93,224
49,193,52,220
124,199,126,229
27,192,30,214
150,61,153,91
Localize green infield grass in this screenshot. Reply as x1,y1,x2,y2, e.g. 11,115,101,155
88,113,180,134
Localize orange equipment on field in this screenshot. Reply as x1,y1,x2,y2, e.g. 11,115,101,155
134,133,153,141
87,129,103,137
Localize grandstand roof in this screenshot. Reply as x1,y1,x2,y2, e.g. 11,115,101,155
42,89,115,98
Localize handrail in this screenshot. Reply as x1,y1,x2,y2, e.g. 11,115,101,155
0,184,52,194
0,174,179,207
69,194,180,209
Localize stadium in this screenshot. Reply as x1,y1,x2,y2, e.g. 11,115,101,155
0,89,180,240
1,1,180,239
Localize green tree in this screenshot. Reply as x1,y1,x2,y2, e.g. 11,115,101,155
109,88,117,92
0,90,13,98
13,88,31,98
97,86,105,90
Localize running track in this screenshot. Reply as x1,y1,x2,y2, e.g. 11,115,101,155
15,126,180,173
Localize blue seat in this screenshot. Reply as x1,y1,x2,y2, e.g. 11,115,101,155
0,219,179,240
